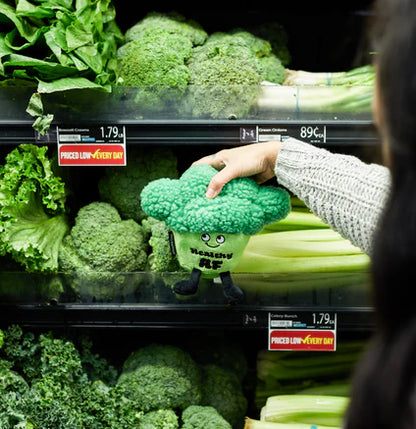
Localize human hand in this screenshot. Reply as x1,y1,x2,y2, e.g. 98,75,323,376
192,141,282,198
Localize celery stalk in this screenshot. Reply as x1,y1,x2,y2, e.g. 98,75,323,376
245,417,340,429
243,231,363,258
235,252,369,273
262,211,330,232
260,395,349,426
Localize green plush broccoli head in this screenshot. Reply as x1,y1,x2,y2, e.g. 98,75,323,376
140,164,290,236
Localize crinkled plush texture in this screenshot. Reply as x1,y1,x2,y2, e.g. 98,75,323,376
140,164,290,235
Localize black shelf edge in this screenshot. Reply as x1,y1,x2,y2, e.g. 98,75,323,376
0,120,379,147
0,303,376,332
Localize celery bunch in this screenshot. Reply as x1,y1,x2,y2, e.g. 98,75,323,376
254,340,363,408
235,201,370,274
245,394,348,428
261,394,348,427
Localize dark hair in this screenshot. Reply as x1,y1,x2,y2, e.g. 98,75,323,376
370,0,416,333
345,1,416,427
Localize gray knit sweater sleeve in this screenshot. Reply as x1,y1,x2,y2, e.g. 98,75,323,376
275,138,391,255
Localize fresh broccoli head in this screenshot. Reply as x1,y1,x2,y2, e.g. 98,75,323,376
117,343,202,412
58,202,148,301
99,146,179,223
249,22,291,66
138,409,179,429
181,405,232,429
181,30,286,119
141,217,181,272
117,26,193,113
141,164,290,235
200,364,247,429
125,12,208,46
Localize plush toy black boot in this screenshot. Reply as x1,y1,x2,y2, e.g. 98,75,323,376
220,271,244,304
173,268,201,295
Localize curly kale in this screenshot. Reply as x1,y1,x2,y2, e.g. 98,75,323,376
181,405,232,429
117,343,202,412
0,326,142,429
58,201,148,301
98,146,179,223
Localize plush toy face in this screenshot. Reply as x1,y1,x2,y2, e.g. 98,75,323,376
172,231,250,278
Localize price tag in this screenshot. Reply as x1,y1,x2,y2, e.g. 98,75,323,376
268,311,337,351
257,124,327,144
57,125,126,166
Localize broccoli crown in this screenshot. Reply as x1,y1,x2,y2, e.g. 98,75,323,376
98,147,179,223
200,364,247,429
188,31,285,84
181,405,232,429
59,202,147,273
140,164,290,235
138,409,179,429
58,202,148,300
117,343,202,412
117,15,198,114
117,32,193,87
125,12,208,46
249,22,291,66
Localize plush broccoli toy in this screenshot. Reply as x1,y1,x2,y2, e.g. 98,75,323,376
141,164,290,302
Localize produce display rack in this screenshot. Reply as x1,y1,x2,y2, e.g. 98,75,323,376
0,106,378,334
0,0,380,338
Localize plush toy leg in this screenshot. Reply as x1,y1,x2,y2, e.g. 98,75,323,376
173,268,201,295
220,271,244,303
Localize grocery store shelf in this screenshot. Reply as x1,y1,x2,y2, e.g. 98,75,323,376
0,271,375,331
0,303,375,332
0,86,379,147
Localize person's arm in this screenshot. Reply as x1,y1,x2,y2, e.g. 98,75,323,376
275,138,391,255
194,138,391,255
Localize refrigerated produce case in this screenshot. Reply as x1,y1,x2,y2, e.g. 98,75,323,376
0,1,380,426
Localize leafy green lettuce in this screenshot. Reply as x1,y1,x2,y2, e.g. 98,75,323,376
0,0,124,133
0,144,69,272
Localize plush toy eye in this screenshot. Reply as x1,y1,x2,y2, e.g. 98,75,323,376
201,233,210,242
216,235,225,244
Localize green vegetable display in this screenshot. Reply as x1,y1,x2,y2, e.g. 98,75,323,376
254,340,364,409
0,0,124,133
98,146,179,223
58,201,148,301
0,326,248,428
182,405,232,429
260,394,349,427
200,364,248,429
0,144,69,272
117,343,203,413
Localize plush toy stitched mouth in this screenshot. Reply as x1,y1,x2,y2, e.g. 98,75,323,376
206,243,220,248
